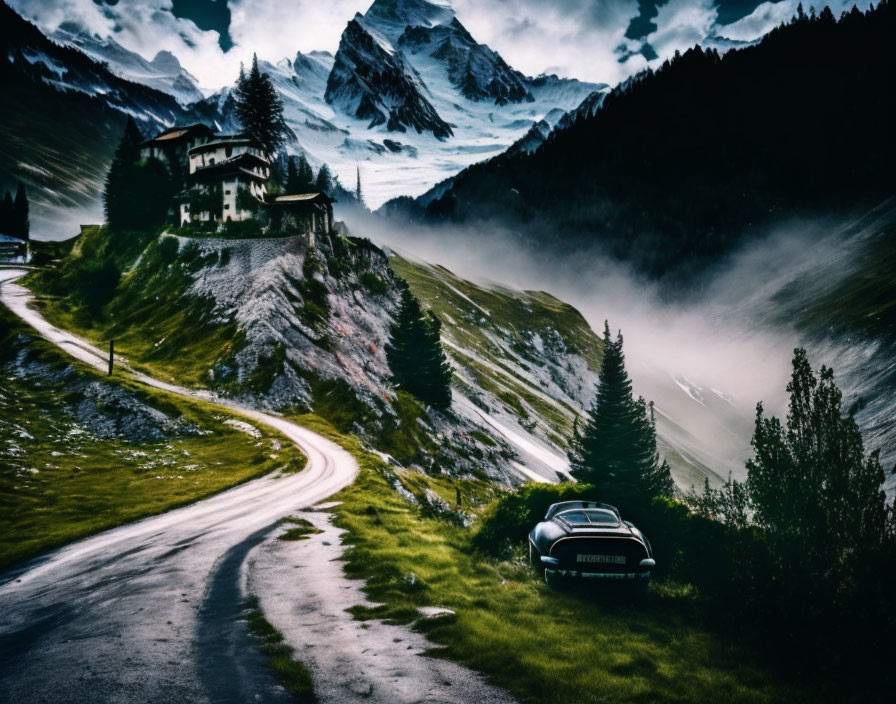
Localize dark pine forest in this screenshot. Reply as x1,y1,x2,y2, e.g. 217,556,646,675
411,2,896,280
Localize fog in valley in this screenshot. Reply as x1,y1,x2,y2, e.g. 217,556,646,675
344,203,895,492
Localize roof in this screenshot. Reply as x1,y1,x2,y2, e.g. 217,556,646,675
190,135,261,154
193,151,269,171
190,157,268,183
0,233,27,244
142,124,214,147
272,192,334,205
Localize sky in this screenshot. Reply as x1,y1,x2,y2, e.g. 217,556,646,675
10,0,870,90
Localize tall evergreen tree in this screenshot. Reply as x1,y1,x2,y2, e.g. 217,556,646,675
234,54,286,157
285,155,314,193
385,282,453,409
285,156,299,193
570,322,674,509
103,117,144,229
103,117,171,230
315,164,332,193
297,156,314,191
355,165,364,206
0,191,13,235
13,183,29,241
747,348,894,576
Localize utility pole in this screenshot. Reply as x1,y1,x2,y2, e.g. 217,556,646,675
108,340,114,376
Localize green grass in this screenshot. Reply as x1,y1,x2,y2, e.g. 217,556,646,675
0,307,306,571
26,227,243,389
243,598,316,701
288,415,804,704
279,516,323,541
391,255,602,442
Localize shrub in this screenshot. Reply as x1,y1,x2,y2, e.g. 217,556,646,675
472,482,596,558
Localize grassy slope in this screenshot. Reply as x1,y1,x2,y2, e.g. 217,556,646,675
787,221,896,343
26,226,240,388
292,414,800,704
0,306,306,571
392,255,602,446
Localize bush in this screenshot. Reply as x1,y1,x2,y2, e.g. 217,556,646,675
359,271,388,295
68,257,121,312
472,482,596,558
156,236,179,265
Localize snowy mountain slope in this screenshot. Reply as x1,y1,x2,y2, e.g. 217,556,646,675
2,0,606,216
398,18,533,105
325,17,453,138
0,3,227,235
389,254,723,489
50,27,204,105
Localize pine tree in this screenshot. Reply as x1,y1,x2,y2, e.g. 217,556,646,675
747,348,893,575
570,322,674,509
285,156,300,193
315,164,332,193
0,191,13,235
355,165,364,206
298,156,314,191
103,117,172,230
12,183,29,241
385,282,453,409
234,54,286,157
103,117,144,230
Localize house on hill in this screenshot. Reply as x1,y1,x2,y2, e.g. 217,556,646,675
142,124,337,241
179,135,271,225
140,124,215,188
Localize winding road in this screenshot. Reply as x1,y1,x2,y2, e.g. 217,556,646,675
0,270,516,704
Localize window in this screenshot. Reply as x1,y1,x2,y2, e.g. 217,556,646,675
556,509,619,527
225,146,233,158
225,190,231,195
224,204,230,210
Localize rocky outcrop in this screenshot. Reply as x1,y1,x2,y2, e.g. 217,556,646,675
325,18,453,139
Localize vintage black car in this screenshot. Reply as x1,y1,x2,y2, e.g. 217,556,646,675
528,501,655,584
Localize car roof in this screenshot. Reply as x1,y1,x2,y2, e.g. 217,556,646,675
544,501,620,520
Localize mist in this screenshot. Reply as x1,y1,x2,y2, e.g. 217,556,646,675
341,204,891,489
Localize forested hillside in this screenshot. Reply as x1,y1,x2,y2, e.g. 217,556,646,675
404,2,896,280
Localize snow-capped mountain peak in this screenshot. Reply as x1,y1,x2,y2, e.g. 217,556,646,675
49,25,205,106
363,0,456,41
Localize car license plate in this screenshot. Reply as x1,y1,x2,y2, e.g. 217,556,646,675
577,554,626,565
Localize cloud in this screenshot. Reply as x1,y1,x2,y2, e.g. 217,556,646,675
715,0,875,42
9,0,878,93
646,0,718,58
10,0,240,88
229,0,363,65
452,0,643,85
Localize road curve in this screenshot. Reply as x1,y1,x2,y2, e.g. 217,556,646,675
0,271,359,703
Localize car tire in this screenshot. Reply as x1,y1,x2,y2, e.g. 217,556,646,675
544,569,561,589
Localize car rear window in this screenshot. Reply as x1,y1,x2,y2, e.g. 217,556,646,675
555,509,619,527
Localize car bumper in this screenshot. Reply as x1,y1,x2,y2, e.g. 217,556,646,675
545,568,651,580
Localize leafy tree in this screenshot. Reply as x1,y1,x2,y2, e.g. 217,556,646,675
747,348,893,577
13,183,29,240
315,163,333,193
570,322,674,509
234,54,287,157
385,282,452,409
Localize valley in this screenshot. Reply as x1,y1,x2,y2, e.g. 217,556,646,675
2,1,894,702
